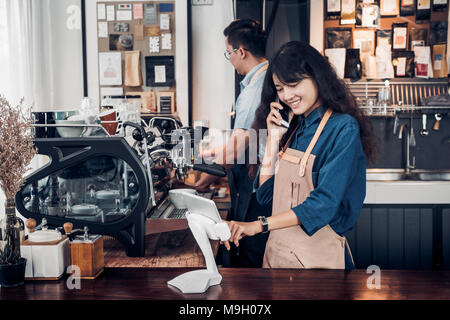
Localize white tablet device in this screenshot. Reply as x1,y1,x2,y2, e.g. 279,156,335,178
182,192,222,223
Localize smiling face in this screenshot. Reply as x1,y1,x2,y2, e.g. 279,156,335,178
273,73,322,117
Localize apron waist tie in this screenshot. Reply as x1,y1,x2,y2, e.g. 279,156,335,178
344,238,355,267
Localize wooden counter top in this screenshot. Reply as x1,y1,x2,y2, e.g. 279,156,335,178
1,268,450,300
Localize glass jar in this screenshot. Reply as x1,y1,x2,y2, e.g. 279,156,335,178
0,199,23,265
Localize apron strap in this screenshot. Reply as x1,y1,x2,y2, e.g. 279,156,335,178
299,108,333,177
278,123,300,159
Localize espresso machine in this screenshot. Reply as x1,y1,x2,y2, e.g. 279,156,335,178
128,117,226,222
16,115,226,257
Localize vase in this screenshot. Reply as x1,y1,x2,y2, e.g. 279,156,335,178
0,257,26,287
0,198,26,287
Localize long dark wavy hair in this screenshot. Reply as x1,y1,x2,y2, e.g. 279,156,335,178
249,41,377,178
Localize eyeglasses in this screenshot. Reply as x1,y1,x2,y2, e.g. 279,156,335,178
224,48,239,60
224,48,248,60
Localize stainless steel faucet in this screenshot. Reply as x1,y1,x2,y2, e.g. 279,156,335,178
398,123,415,174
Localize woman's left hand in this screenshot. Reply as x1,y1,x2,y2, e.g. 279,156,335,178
220,220,262,250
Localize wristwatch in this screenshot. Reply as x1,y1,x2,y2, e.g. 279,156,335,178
258,216,269,233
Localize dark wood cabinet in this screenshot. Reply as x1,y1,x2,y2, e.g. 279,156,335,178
346,204,450,270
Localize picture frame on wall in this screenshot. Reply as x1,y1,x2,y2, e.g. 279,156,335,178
380,0,400,15
145,56,175,87
99,52,122,86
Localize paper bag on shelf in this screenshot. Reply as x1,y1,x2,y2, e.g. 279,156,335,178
124,50,142,87
127,90,156,113
324,48,346,79
134,20,144,41
375,39,394,79
432,44,448,78
414,46,433,79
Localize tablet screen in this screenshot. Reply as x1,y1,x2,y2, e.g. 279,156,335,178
182,192,222,223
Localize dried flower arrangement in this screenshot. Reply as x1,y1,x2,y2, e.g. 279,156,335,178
0,96,37,199
0,95,37,265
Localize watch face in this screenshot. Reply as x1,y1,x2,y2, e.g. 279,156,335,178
258,216,269,233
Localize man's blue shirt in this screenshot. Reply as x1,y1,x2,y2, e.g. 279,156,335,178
233,61,268,131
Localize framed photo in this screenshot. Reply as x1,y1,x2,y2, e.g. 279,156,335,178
99,52,122,86
145,56,175,87
109,34,134,51
380,0,400,15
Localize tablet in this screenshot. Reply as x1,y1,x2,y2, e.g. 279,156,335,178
182,192,222,223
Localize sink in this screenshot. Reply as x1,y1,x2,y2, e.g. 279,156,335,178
410,173,450,181
367,172,450,181
366,172,406,181
28,230,62,243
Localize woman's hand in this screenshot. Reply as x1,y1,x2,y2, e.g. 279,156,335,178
220,220,262,250
266,102,289,141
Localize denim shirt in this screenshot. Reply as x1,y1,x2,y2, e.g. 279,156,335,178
254,106,366,268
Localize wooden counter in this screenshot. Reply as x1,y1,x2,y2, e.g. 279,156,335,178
1,268,450,300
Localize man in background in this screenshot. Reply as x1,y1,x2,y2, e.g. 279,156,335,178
191,19,271,267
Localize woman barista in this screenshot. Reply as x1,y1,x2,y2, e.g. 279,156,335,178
222,41,377,269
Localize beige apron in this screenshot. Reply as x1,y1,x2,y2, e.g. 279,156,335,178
263,108,354,269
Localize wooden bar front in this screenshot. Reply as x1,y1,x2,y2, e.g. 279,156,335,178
1,268,450,300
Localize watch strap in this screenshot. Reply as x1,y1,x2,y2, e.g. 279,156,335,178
258,216,269,233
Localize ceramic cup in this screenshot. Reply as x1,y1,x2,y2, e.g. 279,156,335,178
99,110,118,136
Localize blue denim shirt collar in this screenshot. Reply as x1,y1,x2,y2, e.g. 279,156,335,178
300,104,327,129
240,61,269,91
294,105,327,140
